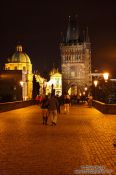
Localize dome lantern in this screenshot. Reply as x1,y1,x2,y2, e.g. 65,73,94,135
16,45,23,52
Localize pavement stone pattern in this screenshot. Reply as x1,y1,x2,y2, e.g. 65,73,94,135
0,104,116,175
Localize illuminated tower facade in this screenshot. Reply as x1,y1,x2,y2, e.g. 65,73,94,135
60,16,92,95
5,45,33,100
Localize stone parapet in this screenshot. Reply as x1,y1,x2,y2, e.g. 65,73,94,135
0,100,35,113
92,100,116,114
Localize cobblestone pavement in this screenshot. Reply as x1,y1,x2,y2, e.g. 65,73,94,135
0,104,116,175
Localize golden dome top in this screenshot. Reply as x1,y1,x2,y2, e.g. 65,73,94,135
8,45,31,64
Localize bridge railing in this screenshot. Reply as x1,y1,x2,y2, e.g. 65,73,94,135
92,100,116,114
0,100,35,113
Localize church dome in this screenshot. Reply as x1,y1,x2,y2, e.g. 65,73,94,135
8,45,31,64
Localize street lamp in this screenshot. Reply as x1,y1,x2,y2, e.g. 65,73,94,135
20,81,23,100
103,72,109,103
93,80,98,87
93,80,98,100
20,81,24,87
84,86,88,99
103,73,109,82
84,87,88,91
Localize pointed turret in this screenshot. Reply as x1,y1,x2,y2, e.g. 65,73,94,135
66,16,71,43
66,15,79,43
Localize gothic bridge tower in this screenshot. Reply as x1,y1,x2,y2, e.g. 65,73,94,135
60,16,92,95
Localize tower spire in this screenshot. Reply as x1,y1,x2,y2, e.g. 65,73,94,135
85,27,90,42
66,16,71,43
66,15,79,43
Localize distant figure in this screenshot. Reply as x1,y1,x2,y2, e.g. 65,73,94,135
41,95,49,125
80,95,86,103
88,94,93,107
48,95,58,125
64,94,71,113
77,95,80,104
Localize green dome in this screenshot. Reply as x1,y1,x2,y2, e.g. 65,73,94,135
8,45,31,64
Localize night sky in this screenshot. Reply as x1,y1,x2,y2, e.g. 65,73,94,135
0,0,116,77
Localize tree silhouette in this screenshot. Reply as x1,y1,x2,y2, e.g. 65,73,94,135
32,75,40,99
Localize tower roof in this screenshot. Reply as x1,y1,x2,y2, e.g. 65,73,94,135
66,15,79,43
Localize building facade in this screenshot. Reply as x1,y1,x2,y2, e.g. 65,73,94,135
60,16,92,95
46,68,62,96
5,45,33,100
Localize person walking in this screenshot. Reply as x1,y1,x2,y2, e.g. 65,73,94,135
41,95,49,125
88,94,93,107
56,95,63,114
48,95,58,126
64,94,71,113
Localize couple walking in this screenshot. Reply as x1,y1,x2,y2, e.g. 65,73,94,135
41,95,58,126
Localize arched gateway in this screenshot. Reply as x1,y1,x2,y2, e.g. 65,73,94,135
60,16,92,95
64,82,87,96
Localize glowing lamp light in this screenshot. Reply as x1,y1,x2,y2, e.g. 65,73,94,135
103,73,109,82
20,81,24,87
94,80,98,87
84,87,87,91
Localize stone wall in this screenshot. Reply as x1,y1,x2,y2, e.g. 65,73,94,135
0,100,35,113
92,100,116,114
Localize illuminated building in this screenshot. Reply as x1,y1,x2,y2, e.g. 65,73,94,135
5,45,33,100
46,68,62,96
60,16,92,95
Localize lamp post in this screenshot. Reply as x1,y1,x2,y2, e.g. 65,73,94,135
20,81,23,101
94,80,98,87
103,72,109,103
93,80,98,100
84,86,88,100
20,81,24,87
103,73,109,82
